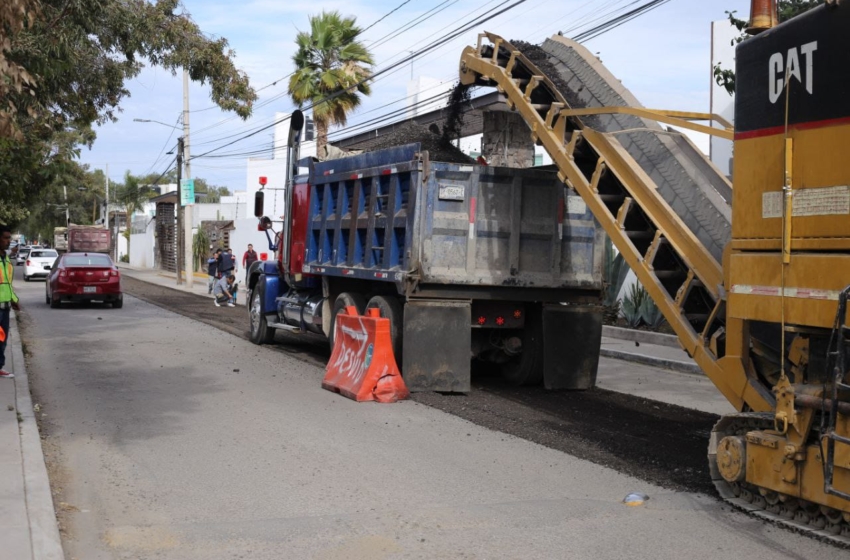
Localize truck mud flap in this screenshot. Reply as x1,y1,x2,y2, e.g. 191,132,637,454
402,300,471,393
542,305,603,390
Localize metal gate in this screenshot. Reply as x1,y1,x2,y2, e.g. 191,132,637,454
156,202,176,272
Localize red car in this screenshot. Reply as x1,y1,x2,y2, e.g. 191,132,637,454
45,252,123,308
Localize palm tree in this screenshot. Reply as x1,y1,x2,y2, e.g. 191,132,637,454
115,171,155,261
288,11,373,155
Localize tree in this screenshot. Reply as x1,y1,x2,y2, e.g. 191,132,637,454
288,11,374,156
1,0,258,226
115,172,156,261
714,1,822,95
193,178,231,203
18,164,105,242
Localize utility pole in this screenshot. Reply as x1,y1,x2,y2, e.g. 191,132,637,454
176,137,184,285
105,164,111,258
183,69,194,288
63,185,69,227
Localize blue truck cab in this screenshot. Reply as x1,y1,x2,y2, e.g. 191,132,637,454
249,143,605,392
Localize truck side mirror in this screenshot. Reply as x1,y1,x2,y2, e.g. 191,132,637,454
254,191,264,218
288,110,304,148
259,216,273,231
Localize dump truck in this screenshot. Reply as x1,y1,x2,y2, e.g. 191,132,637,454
248,134,606,392
457,0,850,542
53,227,68,252
67,225,111,254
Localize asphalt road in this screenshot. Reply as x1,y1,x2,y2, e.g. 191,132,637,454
14,270,846,559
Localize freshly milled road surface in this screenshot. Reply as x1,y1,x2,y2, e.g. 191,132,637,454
15,273,843,559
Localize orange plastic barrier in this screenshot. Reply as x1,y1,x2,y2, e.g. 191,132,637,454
322,307,409,403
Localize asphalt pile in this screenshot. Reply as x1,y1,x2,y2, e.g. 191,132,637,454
366,122,474,164
510,40,603,129
365,82,474,164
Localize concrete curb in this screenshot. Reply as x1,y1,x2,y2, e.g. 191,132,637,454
599,347,702,375
602,325,680,348
10,311,66,560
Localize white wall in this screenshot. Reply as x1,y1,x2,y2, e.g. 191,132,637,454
191,203,240,225
221,192,250,219
115,230,128,262
129,230,155,268
710,19,738,178
246,158,289,221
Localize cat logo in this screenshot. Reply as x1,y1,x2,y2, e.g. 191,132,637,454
769,41,817,103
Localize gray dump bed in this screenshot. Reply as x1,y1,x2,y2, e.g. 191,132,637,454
416,162,603,290
304,144,603,293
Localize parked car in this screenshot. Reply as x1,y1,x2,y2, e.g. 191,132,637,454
15,246,32,266
23,249,58,281
45,252,123,308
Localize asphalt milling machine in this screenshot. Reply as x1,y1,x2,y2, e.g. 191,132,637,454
457,0,850,545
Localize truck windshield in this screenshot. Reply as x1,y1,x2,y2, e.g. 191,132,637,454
64,255,112,267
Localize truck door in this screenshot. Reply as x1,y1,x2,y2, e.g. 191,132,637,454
287,180,311,276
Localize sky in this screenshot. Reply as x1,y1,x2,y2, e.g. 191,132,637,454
78,0,752,192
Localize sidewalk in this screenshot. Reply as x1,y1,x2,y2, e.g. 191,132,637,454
0,311,64,560
600,336,700,374
117,264,247,307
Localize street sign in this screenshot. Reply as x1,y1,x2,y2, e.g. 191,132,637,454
180,178,194,206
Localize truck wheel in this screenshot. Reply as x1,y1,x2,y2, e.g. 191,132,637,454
329,292,366,350
249,283,276,345
499,304,544,385
366,295,404,363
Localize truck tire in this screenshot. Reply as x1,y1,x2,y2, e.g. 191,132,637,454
366,295,404,364
328,292,366,350
499,304,544,385
249,282,276,345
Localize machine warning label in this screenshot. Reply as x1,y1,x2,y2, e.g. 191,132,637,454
567,196,587,215
762,185,850,219
438,184,465,201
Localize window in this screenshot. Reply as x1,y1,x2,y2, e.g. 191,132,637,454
63,255,113,267
30,250,58,258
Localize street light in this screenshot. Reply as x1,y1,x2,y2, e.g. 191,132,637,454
132,118,182,130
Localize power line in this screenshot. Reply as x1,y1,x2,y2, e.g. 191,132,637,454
188,1,428,136
140,113,182,176
177,0,673,174
574,0,672,42
190,0,530,162
359,0,413,35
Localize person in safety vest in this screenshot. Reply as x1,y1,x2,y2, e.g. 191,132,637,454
0,225,20,379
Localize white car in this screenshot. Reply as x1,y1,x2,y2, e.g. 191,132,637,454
15,245,32,266
23,248,58,281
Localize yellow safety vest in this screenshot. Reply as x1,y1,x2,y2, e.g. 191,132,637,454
0,256,18,304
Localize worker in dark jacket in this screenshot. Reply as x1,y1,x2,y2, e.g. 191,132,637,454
207,248,221,294
242,244,258,283
217,248,236,278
